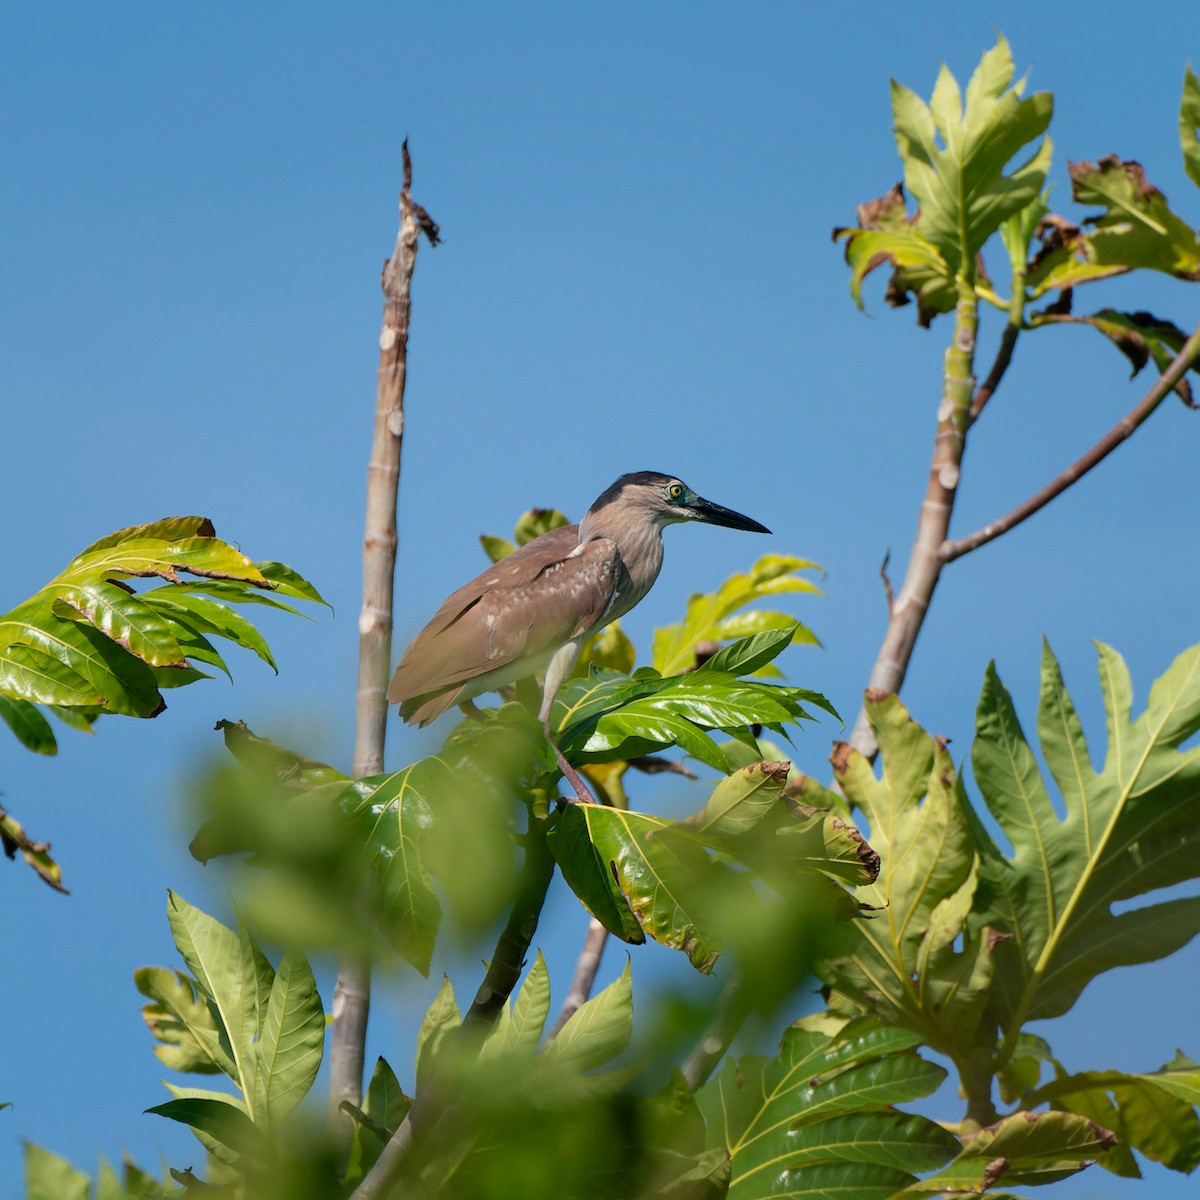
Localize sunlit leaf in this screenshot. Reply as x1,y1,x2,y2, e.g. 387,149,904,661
1067,155,1200,280
898,1109,1115,1194
823,693,987,1042
1036,1054,1200,1175
890,34,1053,281
250,949,325,1127
0,807,66,893
652,554,822,677
1183,66,1200,191
699,1021,955,1200
135,965,229,1076
24,1143,90,1200
0,517,322,751
543,959,633,1072
551,805,725,971
834,182,956,324
966,640,1200,1028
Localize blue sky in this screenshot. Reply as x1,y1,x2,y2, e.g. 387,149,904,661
3,3,1199,1195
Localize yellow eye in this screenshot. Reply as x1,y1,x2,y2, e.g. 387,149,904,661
668,483,684,500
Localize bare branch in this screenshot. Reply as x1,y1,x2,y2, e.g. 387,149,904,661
943,321,1200,563
330,142,438,1126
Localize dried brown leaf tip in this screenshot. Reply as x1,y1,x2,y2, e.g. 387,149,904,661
829,740,854,778
986,927,1015,952
756,760,792,786
857,182,909,230
832,815,881,882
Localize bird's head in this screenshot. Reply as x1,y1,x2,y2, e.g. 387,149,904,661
585,471,771,534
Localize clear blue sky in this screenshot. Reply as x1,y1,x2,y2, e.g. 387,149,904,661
3,4,1199,1196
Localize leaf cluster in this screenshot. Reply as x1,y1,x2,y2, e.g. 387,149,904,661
838,38,1200,412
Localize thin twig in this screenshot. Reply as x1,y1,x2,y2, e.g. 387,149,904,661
330,140,438,1127
878,550,894,619
549,918,610,1039
968,320,1019,424
943,321,1200,563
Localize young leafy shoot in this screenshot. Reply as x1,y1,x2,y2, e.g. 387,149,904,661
138,892,324,1170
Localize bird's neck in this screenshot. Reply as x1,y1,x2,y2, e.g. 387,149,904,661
578,506,665,609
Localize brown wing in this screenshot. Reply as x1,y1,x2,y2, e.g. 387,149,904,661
387,526,618,709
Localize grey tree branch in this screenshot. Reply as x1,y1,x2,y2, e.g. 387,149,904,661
943,321,1200,563
331,140,439,1127
846,286,980,758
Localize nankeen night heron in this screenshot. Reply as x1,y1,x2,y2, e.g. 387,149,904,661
387,471,770,799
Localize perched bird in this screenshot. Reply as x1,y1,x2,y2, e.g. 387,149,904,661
387,471,770,797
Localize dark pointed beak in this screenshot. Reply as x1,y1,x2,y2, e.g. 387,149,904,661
689,495,771,534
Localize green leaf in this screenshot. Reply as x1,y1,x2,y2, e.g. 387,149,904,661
554,655,834,773
899,1110,1115,1194
340,708,542,973
142,591,278,672
966,641,1200,1029
699,1021,955,1200
513,507,571,546
834,183,957,324
250,948,324,1127
1068,155,1200,279
891,35,1053,280
552,805,724,971
1183,66,1200,191
54,580,187,666
146,1096,267,1161
652,554,822,677
364,1056,411,1130
480,533,517,563
692,759,790,837
543,959,633,1072
165,891,255,1093
546,804,647,945
823,693,986,1042
255,560,329,607
0,518,321,726
506,950,552,1052
24,1143,90,1200
701,626,797,678
135,965,230,1075
0,694,56,753
1036,1056,1200,1174
416,976,461,1092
